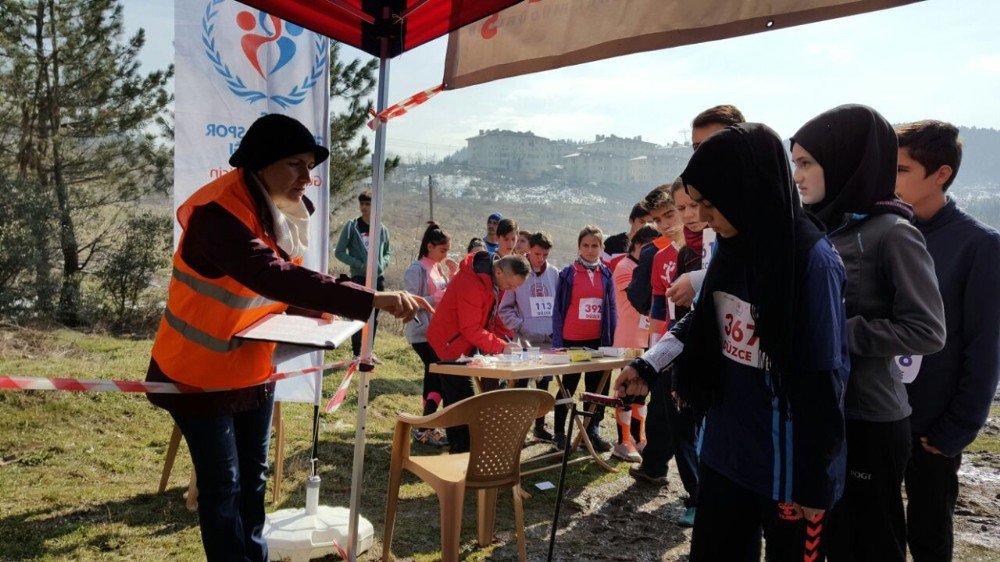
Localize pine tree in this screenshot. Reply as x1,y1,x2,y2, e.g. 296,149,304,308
0,0,171,324
328,42,398,208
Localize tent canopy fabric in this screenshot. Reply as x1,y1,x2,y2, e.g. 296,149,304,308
236,0,524,58
443,0,920,89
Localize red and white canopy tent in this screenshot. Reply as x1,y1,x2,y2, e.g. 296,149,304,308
233,0,918,558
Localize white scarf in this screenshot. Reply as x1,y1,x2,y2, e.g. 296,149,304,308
251,173,310,260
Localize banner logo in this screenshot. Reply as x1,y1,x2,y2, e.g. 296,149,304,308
202,0,327,108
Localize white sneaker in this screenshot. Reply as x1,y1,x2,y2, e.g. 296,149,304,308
612,442,643,463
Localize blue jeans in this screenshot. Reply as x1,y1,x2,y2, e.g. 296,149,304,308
172,394,274,562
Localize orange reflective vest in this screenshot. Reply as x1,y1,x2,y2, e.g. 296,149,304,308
151,170,301,389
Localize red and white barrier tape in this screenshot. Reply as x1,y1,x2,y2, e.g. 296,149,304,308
323,362,363,414
367,83,444,130
0,359,359,396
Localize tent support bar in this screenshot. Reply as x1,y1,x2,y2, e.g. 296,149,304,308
345,7,390,560
320,0,376,24
398,0,432,20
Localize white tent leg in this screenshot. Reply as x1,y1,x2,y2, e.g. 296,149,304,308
346,25,391,562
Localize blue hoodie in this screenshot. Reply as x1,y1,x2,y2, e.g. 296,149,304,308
908,198,1000,456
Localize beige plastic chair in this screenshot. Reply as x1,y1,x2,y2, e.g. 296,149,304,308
382,389,555,562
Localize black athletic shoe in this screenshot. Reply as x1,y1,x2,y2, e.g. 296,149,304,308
533,425,555,442
587,430,612,453
553,433,569,451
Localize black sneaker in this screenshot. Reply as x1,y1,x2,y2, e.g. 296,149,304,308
587,430,612,453
533,425,555,442
553,433,569,451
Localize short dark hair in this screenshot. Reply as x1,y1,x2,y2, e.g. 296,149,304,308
691,105,745,129
418,221,450,259
628,225,660,254
668,177,686,199
641,184,674,213
896,120,963,191
496,255,530,277
467,237,485,253
628,202,649,222
518,230,532,238
496,218,519,237
358,190,372,202
529,231,553,250
578,225,604,246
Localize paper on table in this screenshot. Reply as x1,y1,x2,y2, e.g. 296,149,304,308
236,313,365,349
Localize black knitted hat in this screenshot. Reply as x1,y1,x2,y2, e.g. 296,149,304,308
229,114,329,170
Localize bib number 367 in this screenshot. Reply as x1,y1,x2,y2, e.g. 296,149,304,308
714,291,761,368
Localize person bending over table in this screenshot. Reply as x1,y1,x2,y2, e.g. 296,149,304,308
145,114,430,562
425,252,530,453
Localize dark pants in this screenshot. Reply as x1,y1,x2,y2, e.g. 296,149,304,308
554,338,607,435
350,275,384,357
411,341,443,416
691,463,810,562
824,418,911,562
172,395,275,562
640,368,703,506
440,370,476,453
513,377,551,428
905,435,962,562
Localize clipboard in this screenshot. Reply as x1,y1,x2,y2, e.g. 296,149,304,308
235,313,365,349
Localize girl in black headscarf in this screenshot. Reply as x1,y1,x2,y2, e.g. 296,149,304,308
616,123,851,561
791,105,945,562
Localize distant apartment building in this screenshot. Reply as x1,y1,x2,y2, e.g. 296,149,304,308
564,152,630,184
466,129,684,185
466,129,555,178
628,147,690,185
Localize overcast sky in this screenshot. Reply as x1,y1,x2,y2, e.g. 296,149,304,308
126,0,1000,159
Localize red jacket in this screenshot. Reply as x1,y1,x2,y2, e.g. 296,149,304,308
427,251,511,359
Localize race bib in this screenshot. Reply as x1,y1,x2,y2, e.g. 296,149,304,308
361,232,370,250
530,296,554,318
578,298,602,321
668,298,676,321
714,291,762,368
638,314,650,330
702,228,716,269
896,355,923,384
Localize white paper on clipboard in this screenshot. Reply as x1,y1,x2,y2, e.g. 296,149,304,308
236,314,365,349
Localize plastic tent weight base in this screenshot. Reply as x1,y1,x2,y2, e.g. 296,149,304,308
264,506,374,562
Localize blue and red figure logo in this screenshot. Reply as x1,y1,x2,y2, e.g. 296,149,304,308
235,10,303,78
203,0,327,108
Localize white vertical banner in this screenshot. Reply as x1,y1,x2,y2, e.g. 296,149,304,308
174,0,331,404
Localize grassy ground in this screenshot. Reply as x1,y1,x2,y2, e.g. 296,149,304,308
1,326,998,561
0,326,661,561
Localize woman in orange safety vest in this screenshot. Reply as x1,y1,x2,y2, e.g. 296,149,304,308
146,114,429,562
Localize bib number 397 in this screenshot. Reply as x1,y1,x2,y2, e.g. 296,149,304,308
714,291,761,368
578,298,602,321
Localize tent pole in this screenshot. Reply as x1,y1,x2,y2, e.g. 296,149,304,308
346,19,391,562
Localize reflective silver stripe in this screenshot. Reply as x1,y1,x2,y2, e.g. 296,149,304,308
172,267,276,310
164,307,246,353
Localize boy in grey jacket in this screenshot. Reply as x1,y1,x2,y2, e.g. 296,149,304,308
792,105,946,562
499,231,558,440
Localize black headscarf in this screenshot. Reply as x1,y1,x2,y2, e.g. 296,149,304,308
676,123,825,409
790,104,911,230
229,114,330,171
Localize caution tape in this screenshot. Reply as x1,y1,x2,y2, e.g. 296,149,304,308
323,362,363,414
0,359,359,395
367,83,444,130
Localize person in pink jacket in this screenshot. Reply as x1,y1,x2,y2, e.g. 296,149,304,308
404,222,459,446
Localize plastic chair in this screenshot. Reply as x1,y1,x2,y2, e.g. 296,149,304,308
382,389,555,562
